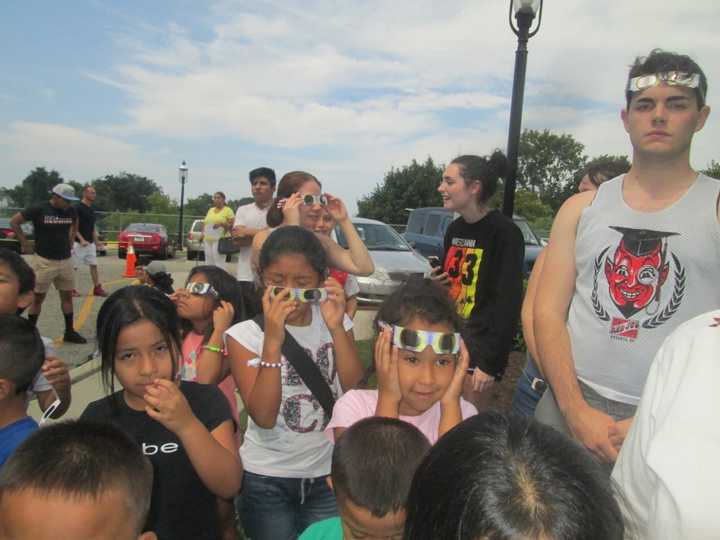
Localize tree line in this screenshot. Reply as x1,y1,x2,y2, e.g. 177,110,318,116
358,129,720,235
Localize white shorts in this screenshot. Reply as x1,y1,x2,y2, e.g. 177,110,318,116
73,242,97,266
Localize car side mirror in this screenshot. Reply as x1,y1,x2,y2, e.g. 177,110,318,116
408,241,416,248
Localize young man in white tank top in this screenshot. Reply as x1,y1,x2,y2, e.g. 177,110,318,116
534,50,717,464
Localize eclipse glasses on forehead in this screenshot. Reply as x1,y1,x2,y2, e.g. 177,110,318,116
185,282,219,297
627,71,703,97
270,286,328,303
302,194,328,207
378,321,460,355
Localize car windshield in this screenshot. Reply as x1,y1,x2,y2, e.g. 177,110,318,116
336,222,411,252
192,221,203,232
515,219,540,246
127,224,162,233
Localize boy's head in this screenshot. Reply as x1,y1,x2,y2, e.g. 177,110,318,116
330,417,430,540
0,420,156,540
626,49,708,109
0,315,44,401
0,249,35,315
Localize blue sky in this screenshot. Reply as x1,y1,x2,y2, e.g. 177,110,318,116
2,1,719,213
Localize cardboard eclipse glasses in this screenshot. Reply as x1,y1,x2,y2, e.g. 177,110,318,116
270,286,328,303
378,321,460,354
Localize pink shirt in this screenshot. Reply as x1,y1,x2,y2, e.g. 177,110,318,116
325,389,477,444
181,332,241,444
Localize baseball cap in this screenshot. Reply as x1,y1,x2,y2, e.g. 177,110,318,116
50,183,80,201
144,261,167,276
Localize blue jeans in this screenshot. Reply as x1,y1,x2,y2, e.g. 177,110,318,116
511,353,546,417
237,471,338,540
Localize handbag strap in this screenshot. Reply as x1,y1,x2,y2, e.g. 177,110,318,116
252,315,336,417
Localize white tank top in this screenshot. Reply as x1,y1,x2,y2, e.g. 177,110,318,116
568,174,720,405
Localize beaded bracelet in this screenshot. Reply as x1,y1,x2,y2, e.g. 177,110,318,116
247,357,282,369
203,344,224,354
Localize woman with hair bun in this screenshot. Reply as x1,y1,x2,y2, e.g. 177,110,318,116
433,151,525,412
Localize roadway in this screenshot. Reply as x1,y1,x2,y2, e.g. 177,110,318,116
28,250,375,422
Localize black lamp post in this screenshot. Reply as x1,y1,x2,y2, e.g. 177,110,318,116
502,0,543,217
177,161,188,249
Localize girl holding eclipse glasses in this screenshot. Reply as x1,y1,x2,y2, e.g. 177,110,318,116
326,277,477,445
251,171,374,281
226,226,365,540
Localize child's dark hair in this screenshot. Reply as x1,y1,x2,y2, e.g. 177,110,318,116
374,276,461,333
626,49,708,109
332,417,430,518
450,150,509,204
0,419,154,535
403,412,625,540
266,171,321,227
583,157,630,188
0,248,35,296
96,286,182,398
145,265,174,295
184,265,251,339
0,314,44,395
249,167,277,187
258,226,328,281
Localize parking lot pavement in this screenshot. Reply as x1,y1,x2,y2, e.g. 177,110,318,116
26,249,377,422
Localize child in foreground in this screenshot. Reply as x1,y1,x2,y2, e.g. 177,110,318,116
80,285,242,540
0,315,45,466
226,226,364,540
0,248,71,419
403,412,624,540
327,277,477,444
0,419,156,540
300,416,430,540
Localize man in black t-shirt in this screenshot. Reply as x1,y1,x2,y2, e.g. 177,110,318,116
73,185,107,297
10,183,87,343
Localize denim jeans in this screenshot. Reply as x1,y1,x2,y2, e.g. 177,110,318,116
237,471,338,540
510,353,546,417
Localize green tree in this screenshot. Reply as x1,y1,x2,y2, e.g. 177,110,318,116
92,173,162,212
184,193,213,217
357,157,443,223
1,167,69,208
147,192,178,214
517,129,587,211
702,160,720,179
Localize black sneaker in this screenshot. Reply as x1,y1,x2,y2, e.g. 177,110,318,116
63,330,87,344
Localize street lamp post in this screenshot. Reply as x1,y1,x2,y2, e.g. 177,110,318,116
177,161,188,249
502,0,543,217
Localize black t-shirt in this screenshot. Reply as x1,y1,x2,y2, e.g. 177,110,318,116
21,203,77,260
442,210,525,378
81,382,232,540
74,202,96,244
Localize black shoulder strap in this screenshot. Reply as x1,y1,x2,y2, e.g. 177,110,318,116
252,315,336,417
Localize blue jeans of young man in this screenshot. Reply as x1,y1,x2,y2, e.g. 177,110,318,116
510,353,546,417
237,471,338,540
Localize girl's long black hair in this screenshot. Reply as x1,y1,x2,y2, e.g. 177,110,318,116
96,285,183,405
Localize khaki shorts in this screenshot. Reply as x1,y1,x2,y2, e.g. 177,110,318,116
33,255,75,294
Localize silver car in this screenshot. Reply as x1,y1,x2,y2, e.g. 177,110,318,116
186,219,204,261
335,217,432,305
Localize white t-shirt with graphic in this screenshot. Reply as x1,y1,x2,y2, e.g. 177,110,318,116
224,304,353,478
233,202,270,282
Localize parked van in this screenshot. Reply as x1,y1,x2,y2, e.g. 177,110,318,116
403,207,543,274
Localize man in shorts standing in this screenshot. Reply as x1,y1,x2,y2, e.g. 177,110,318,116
10,183,87,344
73,185,107,297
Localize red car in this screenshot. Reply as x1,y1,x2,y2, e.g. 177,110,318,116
118,223,175,259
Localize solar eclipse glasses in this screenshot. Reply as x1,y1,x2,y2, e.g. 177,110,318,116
270,286,328,303
378,321,460,354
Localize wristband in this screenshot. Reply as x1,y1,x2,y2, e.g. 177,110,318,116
203,344,223,354
247,357,282,369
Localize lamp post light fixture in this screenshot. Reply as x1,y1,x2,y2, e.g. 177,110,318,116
502,0,543,217
177,160,188,249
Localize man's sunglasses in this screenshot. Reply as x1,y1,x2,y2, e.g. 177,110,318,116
270,286,328,303
185,282,219,297
302,194,328,207
378,321,460,355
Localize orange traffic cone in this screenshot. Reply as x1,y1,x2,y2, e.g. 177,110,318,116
123,242,137,278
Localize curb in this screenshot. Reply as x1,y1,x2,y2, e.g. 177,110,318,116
70,358,101,385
